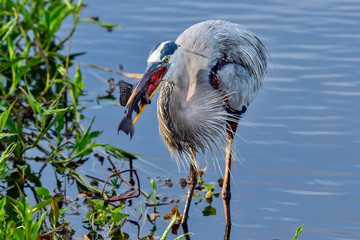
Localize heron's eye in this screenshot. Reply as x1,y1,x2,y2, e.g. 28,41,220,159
164,56,170,63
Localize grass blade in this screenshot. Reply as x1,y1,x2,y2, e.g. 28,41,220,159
0,100,16,133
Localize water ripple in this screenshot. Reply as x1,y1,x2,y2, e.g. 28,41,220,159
272,188,344,196
291,131,348,136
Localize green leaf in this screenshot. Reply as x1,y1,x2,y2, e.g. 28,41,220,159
0,133,16,139
50,197,59,226
13,228,25,240
56,115,64,146
146,192,153,202
44,110,67,136
204,183,216,192
56,63,67,76
0,196,6,221
292,224,304,240
32,209,49,238
59,207,68,215
70,142,100,160
49,4,73,39
49,86,67,110
7,196,24,215
71,117,95,155
43,108,68,116
36,187,50,200
0,18,17,42
5,220,17,239
0,155,12,178
43,7,51,29
0,57,25,73
88,199,104,210
101,144,138,160
22,82,42,133
50,4,67,22
17,58,41,78
74,65,84,100
26,81,43,115
8,37,22,95
64,0,75,10
82,210,94,222
111,212,129,224
0,100,16,133
4,115,18,133
31,199,52,213
150,179,157,191
138,203,143,221
4,117,23,146
112,205,125,213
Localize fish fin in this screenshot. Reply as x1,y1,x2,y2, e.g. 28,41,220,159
118,80,133,107
134,104,140,114
117,115,135,140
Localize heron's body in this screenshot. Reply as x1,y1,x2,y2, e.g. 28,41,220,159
118,20,268,233
157,20,267,165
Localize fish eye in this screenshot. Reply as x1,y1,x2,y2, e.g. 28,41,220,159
163,56,170,63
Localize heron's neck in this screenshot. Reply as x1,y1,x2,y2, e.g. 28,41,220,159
157,59,228,159
159,60,191,122
170,61,190,111
157,60,191,145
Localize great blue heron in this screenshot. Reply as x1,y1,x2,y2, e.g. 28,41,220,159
118,20,267,227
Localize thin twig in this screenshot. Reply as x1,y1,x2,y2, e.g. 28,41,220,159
107,156,149,198
101,169,141,202
83,63,143,80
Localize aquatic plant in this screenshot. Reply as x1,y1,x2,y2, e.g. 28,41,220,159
0,0,134,238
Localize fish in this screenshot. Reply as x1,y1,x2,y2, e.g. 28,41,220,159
118,80,134,107
117,80,150,140
117,62,166,140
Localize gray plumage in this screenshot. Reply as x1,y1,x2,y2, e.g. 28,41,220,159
154,20,268,167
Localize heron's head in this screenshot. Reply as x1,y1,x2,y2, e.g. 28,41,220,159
127,41,181,123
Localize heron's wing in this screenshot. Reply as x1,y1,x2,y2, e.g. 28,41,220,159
175,20,268,111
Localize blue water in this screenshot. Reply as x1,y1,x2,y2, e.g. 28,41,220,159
61,0,360,239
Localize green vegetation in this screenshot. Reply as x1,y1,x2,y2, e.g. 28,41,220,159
0,0,141,238
147,179,160,208
273,224,304,240
83,199,129,238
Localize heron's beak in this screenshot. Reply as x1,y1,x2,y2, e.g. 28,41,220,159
127,62,168,124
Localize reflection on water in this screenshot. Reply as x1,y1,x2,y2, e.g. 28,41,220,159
68,0,360,239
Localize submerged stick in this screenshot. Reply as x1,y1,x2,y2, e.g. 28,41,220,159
83,63,143,80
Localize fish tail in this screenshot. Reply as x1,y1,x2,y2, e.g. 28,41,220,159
117,115,135,140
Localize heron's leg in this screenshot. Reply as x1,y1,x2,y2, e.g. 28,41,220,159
181,147,198,225
222,121,238,227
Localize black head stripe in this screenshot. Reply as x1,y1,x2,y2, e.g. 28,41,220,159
160,41,178,59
